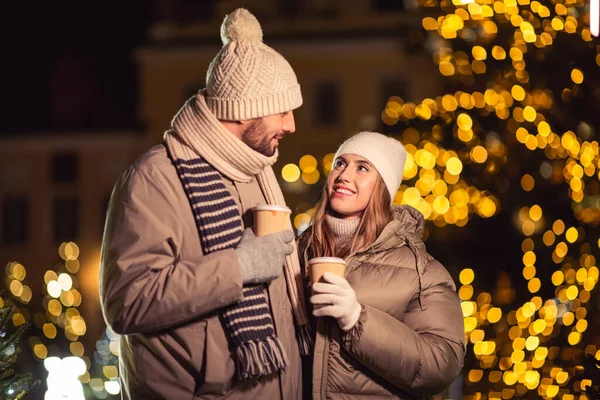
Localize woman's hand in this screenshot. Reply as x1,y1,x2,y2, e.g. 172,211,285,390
310,272,361,332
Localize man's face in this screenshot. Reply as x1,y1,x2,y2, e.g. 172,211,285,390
241,111,296,157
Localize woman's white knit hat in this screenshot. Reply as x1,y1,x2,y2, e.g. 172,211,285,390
333,132,407,200
205,8,303,121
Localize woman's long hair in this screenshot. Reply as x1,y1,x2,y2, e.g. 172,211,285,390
306,174,393,259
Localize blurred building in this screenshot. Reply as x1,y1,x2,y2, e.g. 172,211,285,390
0,132,142,353
136,0,442,210
1,1,445,396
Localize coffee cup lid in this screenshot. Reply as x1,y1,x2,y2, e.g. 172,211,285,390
253,204,291,213
308,257,346,265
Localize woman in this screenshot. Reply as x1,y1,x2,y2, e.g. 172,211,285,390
298,131,465,399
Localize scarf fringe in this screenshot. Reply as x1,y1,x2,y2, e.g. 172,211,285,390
297,324,314,356
236,337,289,380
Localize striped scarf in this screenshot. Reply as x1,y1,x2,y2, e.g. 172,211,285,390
164,92,313,379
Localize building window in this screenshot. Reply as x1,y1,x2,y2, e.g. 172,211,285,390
1,196,29,246
314,81,341,126
53,197,79,243
51,153,79,183
380,79,408,134
371,0,404,11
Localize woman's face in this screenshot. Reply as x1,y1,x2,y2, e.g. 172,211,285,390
327,154,379,219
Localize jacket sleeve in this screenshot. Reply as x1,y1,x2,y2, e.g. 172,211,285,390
100,164,244,335
342,260,465,396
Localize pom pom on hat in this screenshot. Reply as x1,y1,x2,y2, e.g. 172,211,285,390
206,8,302,120
220,8,263,45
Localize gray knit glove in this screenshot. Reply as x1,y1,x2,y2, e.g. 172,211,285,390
235,228,294,284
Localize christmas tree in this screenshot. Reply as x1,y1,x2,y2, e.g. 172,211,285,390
371,0,600,397
0,303,40,399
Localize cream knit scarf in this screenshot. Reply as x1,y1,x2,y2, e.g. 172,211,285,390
164,92,313,355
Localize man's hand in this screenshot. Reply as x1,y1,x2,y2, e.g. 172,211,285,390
310,272,361,331
235,228,294,284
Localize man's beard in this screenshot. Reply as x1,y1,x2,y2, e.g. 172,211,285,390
241,119,278,157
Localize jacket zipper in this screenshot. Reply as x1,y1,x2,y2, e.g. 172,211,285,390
345,228,399,268
319,317,328,400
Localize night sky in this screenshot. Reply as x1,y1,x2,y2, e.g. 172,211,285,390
0,2,152,134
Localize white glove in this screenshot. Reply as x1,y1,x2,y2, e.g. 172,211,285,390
310,272,361,332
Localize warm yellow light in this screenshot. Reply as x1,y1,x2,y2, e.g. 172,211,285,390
299,155,318,173
469,369,483,382
301,170,320,185
70,342,85,357
571,69,584,84
65,259,80,274
446,157,463,175
546,385,559,398
522,302,536,318
538,121,551,137
43,323,57,339
535,346,548,360
568,332,581,345
441,95,458,111
58,273,73,291
64,242,80,261
492,46,506,60
323,153,335,172
529,205,542,221
511,85,525,101
521,174,535,191
44,270,58,285
293,213,311,231
422,17,438,30
470,146,488,163
460,269,475,285
12,313,25,326
563,312,575,326
565,227,578,243
439,62,455,76
470,329,485,343
9,280,23,297
522,106,536,122
553,220,565,235
103,366,119,379
11,263,26,281
523,262,536,277
48,300,62,316
459,285,474,300
462,301,476,317
528,278,541,293
33,344,48,359
282,164,301,183
472,46,487,60
47,281,62,298
488,307,502,323
70,316,87,336
532,319,547,335
566,285,579,300
525,336,539,351
457,113,473,130
433,196,450,214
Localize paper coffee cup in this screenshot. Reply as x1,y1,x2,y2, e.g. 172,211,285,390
309,257,346,287
253,204,292,236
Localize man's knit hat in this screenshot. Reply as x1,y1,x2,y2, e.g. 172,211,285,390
205,8,303,121
333,132,407,200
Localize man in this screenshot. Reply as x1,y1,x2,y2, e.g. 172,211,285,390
100,8,311,400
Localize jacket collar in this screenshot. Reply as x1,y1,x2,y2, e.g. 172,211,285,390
363,205,425,252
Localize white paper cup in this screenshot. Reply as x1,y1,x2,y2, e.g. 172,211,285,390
253,204,292,236
308,257,346,288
